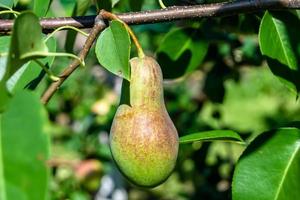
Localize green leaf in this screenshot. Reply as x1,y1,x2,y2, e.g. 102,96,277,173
0,13,49,111
119,78,130,105
259,11,300,94
95,20,131,80
0,36,10,81
32,0,51,16
179,130,243,144
0,0,13,8
0,46,10,112
112,0,120,7
157,27,208,79
129,0,144,11
0,83,10,113
3,12,48,83
94,0,112,11
0,91,50,200
232,128,300,200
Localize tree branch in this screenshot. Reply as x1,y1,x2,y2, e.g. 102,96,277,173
8,0,299,104
0,0,299,34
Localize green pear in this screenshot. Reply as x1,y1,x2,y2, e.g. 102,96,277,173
109,56,179,187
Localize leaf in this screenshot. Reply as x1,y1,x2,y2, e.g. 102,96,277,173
0,13,49,111
2,12,48,83
0,0,13,8
179,130,243,144
232,128,300,200
119,78,130,105
0,36,11,112
129,0,144,11
157,27,208,79
112,0,120,7
95,20,131,80
0,83,10,113
94,0,112,11
259,11,300,94
32,0,51,16
0,36,10,81
0,91,50,200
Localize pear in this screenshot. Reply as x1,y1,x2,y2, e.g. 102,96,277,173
109,56,179,187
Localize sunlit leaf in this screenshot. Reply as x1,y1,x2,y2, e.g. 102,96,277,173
259,11,300,94
95,20,131,80
232,128,300,200
179,130,243,144
0,91,50,200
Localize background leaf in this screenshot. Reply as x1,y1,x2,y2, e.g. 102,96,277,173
259,11,300,94
157,27,208,79
0,91,50,200
95,20,131,80
65,0,90,53
232,128,300,200
179,130,243,144
32,0,51,17
0,0,13,8
129,0,144,11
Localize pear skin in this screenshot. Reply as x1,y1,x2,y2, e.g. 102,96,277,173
109,56,179,187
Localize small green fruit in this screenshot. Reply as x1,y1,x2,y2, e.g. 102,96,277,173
109,56,179,187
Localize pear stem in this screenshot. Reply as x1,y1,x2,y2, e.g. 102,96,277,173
100,10,145,58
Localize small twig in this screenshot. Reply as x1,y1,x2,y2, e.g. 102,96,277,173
44,25,89,42
41,15,106,104
100,10,145,58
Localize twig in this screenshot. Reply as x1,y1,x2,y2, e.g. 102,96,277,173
40,15,106,104
0,0,299,33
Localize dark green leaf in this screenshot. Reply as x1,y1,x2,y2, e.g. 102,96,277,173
232,128,300,200
259,11,300,94
0,83,10,113
119,78,130,105
0,91,50,200
179,130,243,144
129,0,144,11
157,28,208,79
95,20,131,80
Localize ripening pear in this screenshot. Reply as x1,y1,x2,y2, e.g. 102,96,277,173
109,56,179,187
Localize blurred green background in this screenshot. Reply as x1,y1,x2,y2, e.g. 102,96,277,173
5,0,299,199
